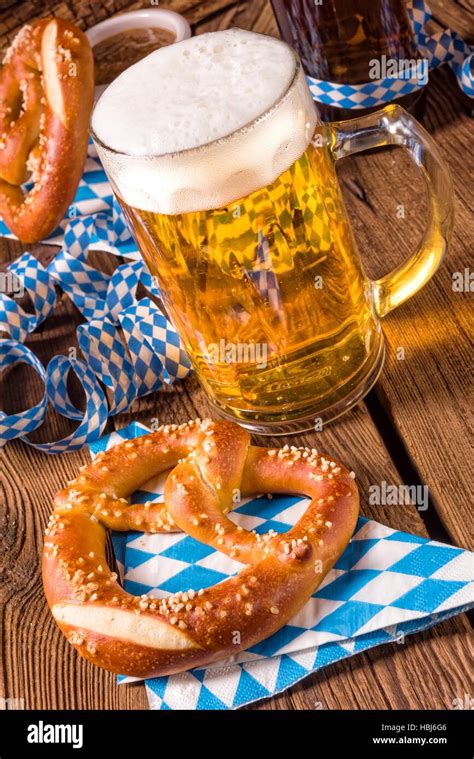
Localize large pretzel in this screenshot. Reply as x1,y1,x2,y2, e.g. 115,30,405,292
0,19,94,243
43,419,359,677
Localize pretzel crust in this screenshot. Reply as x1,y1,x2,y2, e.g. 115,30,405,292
0,19,94,242
42,419,359,677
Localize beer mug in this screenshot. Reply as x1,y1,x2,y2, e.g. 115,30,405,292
270,0,426,120
92,29,453,434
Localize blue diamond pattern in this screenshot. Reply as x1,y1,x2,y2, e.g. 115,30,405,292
160,565,229,594
85,420,474,711
389,544,463,577
276,656,308,691
160,536,215,563
317,570,381,601
392,579,466,612
313,601,385,637
235,669,270,704
197,685,227,710
236,494,302,520
334,539,380,570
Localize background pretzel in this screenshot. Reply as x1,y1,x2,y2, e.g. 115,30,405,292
0,19,94,242
43,419,359,678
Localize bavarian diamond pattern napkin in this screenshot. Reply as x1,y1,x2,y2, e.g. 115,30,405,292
89,423,474,710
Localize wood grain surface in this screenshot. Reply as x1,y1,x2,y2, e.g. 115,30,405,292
0,0,472,711
336,71,473,550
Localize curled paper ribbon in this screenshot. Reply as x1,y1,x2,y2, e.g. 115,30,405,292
0,210,191,453
0,252,57,341
307,0,474,108
0,341,49,442
0,343,108,451
37,356,109,453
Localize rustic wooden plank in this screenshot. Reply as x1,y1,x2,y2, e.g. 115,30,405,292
194,0,278,36
335,65,473,549
428,0,474,40
0,0,472,712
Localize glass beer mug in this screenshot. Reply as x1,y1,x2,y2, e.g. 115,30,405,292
92,29,453,434
270,0,425,120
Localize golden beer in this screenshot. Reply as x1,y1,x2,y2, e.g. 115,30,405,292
119,131,379,424
92,29,453,432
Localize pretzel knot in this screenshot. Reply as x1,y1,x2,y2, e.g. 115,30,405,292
43,419,359,677
0,19,94,243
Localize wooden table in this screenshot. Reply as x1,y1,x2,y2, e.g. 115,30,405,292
0,0,472,711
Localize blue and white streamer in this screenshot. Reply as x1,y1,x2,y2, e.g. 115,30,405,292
0,156,191,452
0,341,49,441
307,0,474,108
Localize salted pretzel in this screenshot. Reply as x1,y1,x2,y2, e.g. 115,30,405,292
43,419,359,677
0,19,94,242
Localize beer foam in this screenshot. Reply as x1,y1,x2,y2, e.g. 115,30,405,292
92,29,318,214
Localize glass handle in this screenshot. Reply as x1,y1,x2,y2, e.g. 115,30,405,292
327,104,454,317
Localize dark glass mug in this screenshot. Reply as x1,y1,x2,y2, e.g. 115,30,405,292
271,0,425,120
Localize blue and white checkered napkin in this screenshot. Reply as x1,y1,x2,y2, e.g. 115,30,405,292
306,0,474,108
89,423,474,710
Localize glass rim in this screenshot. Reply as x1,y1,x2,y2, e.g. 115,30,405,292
90,43,303,161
